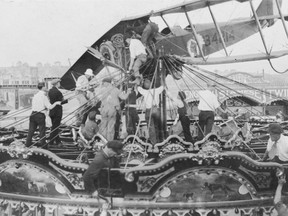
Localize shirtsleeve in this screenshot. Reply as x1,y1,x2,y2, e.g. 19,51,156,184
137,86,145,95
129,42,136,59
156,86,164,94
44,96,52,110
211,92,220,110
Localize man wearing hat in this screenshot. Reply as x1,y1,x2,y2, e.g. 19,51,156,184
98,77,130,141
75,68,94,126
83,140,123,196
262,123,288,163
48,78,67,147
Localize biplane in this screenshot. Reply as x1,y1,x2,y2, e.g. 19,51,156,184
1,0,288,215
61,0,288,89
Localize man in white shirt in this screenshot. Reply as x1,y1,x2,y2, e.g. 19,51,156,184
75,68,94,126
126,36,147,84
197,82,226,140
262,123,288,163
26,82,61,148
137,79,163,144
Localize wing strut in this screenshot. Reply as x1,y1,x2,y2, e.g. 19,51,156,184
249,0,270,55
207,3,229,57
275,0,288,39
161,15,172,34
183,7,206,60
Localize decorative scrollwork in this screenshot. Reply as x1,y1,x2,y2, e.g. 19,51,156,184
122,142,148,163
159,141,186,158
192,141,224,165
111,33,125,48
6,140,33,159
99,42,115,62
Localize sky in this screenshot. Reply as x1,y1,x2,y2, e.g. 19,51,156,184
0,0,288,74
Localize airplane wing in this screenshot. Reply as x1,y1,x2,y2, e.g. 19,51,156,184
151,0,248,16
60,0,286,90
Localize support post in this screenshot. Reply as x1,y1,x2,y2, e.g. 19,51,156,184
161,15,172,34
249,0,270,55
159,48,167,140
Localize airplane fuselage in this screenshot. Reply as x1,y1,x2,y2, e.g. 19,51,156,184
156,19,258,57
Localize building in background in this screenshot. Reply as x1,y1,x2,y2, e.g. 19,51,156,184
0,62,68,111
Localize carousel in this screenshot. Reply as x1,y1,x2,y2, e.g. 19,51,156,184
1,0,288,215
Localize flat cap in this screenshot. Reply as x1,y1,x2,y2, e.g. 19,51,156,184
51,78,61,86
102,77,113,83
268,123,283,134
106,140,123,154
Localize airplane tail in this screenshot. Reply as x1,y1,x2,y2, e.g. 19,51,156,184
256,0,283,26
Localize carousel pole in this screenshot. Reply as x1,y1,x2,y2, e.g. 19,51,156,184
159,47,167,140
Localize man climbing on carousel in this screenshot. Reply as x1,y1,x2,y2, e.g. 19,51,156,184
125,31,147,85
98,77,131,141
126,19,159,57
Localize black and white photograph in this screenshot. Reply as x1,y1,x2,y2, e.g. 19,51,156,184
0,0,288,215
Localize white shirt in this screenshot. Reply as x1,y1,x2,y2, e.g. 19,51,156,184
166,91,184,108
31,90,51,113
75,75,89,91
173,98,185,108
138,86,164,109
267,134,288,161
129,39,146,59
198,90,220,111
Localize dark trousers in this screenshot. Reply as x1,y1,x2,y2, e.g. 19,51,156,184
125,107,139,135
114,111,121,140
49,106,63,144
198,110,215,140
145,106,161,144
179,115,193,143
26,112,46,147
